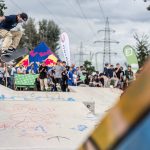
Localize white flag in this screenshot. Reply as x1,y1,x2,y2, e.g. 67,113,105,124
60,32,71,66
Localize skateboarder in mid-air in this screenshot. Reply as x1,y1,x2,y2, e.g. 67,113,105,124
0,13,28,56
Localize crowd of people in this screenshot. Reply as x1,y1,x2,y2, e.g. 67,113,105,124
36,60,85,92
0,61,86,91
0,60,135,92
85,63,134,90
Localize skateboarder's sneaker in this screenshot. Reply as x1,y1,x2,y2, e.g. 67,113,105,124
1,49,9,56
7,48,16,53
1,48,16,56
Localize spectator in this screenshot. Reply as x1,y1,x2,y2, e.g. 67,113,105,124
47,71,54,91
76,67,83,77
119,67,125,90
103,74,109,88
108,64,115,78
35,76,41,91
0,63,4,85
53,60,65,91
4,65,11,88
80,66,84,70
28,64,36,74
99,73,105,87
103,63,109,77
73,71,78,86
39,62,48,91
109,74,119,88
10,64,16,89
115,63,122,80
68,67,74,86
125,65,134,87
61,70,69,92
71,64,76,74
27,62,40,74
47,69,55,91
62,61,67,68
48,68,55,81
95,71,99,76
93,75,102,87
87,75,92,87
85,74,91,85
17,65,26,74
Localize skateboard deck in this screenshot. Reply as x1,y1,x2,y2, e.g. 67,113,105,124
1,48,28,62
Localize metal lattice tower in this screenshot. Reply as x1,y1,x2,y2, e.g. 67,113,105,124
94,17,119,68
74,42,89,66
79,42,84,66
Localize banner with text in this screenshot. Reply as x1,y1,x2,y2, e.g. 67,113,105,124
123,45,139,73
60,32,71,65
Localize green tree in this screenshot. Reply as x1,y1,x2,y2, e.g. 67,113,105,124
19,18,60,53
0,0,7,16
38,19,60,53
83,60,95,75
134,33,150,67
19,18,38,50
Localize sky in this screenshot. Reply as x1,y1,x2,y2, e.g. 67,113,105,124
4,0,150,70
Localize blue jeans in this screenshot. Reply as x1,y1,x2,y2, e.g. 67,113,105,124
5,77,11,88
0,78,3,85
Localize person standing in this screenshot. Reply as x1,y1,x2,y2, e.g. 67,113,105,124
53,60,65,91
39,62,48,91
68,67,74,86
115,63,122,79
28,64,36,74
73,71,78,86
108,64,115,78
17,65,26,74
61,70,69,92
0,63,4,85
35,76,41,91
125,65,134,87
103,63,109,77
10,65,16,89
4,64,11,88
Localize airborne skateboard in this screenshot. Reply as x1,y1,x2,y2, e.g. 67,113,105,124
1,48,28,62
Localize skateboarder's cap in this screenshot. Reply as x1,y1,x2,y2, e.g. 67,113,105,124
20,13,28,21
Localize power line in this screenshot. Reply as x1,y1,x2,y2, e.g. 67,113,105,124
38,0,81,39
96,0,106,20
65,0,100,44
5,0,17,13
9,0,23,12
65,0,92,28
65,0,84,19
64,0,86,29
76,0,98,38
38,0,56,21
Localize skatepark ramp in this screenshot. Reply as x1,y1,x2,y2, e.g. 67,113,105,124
79,60,150,150
0,85,122,150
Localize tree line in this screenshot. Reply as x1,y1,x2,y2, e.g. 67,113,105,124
18,18,60,53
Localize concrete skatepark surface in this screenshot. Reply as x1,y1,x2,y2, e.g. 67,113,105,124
0,85,122,150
